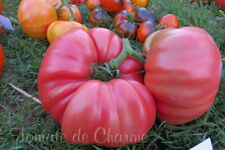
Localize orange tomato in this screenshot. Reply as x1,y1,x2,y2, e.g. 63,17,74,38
0,45,4,75
17,0,57,39
137,21,155,44
86,0,100,11
159,14,179,28
130,0,148,7
47,21,88,43
58,4,82,23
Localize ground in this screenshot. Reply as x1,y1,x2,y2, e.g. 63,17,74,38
0,0,224,149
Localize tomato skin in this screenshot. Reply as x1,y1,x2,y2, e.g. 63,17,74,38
58,4,82,23
144,27,222,125
130,0,148,7
137,21,155,44
159,14,179,28
89,8,112,27
47,21,88,43
114,10,137,39
17,0,58,39
72,0,86,4
135,7,156,23
215,0,225,9
100,0,122,12
119,56,144,83
38,28,156,147
0,45,4,75
86,0,100,11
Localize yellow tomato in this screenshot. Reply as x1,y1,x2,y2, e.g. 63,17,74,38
17,0,58,39
47,21,88,43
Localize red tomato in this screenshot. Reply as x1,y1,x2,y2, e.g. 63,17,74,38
38,28,156,147
144,27,222,125
86,0,100,11
89,8,112,27
119,56,144,83
159,14,179,28
122,0,134,13
17,0,58,39
58,4,82,23
100,0,122,12
72,0,86,4
215,0,225,9
114,10,137,39
0,45,4,75
137,21,155,44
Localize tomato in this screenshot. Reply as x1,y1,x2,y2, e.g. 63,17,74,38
89,8,112,27
135,7,156,23
159,14,179,28
47,21,88,43
38,28,156,147
86,0,100,11
114,10,137,39
72,0,86,4
58,4,82,23
17,0,57,39
144,27,222,125
100,0,122,12
215,0,225,9
130,0,148,7
119,56,144,83
0,45,4,75
122,0,134,13
137,21,155,44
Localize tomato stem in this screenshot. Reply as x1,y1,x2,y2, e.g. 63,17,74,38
109,38,145,70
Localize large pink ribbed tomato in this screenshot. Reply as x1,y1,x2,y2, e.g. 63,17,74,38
38,28,156,147
144,27,222,125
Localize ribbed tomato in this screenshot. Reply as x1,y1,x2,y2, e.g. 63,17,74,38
38,28,156,147
144,27,222,125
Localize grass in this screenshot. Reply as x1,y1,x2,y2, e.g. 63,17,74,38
0,0,224,149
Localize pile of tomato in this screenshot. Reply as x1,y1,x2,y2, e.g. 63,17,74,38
0,0,223,148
